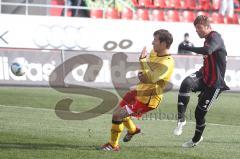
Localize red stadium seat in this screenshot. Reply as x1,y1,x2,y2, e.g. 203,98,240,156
235,0,240,12
121,7,133,20
235,8,240,13
168,0,182,9
154,0,167,8
136,9,150,20
183,0,197,9
166,10,180,22
105,8,120,19
151,9,165,21
182,11,196,22
90,9,103,19
197,11,210,17
226,14,239,24
199,0,211,10
212,0,221,10
138,0,154,8
132,0,139,6
211,12,224,24
50,0,64,16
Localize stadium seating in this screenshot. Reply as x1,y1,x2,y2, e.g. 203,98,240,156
198,0,211,10
197,11,210,17
211,12,224,24
121,7,133,20
50,0,64,16
226,14,239,24
212,0,221,10
136,9,150,20
90,9,103,19
138,0,154,8
168,0,182,9
151,9,165,21
48,0,240,25
235,8,240,13
182,11,196,22
234,0,240,12
166,10,180,22
132,0,139,6
153,0,167,8
105,8,120,19
183,0,197,9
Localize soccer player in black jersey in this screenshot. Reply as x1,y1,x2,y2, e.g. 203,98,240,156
173,15,230,148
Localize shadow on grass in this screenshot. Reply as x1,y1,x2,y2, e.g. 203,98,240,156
204,140,240,144
0,142,99,150
0,142,182,151
0,143,208,159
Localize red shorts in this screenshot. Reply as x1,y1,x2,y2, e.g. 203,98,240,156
119,90,153,117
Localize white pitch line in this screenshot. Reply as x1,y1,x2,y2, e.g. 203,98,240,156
158,119,240,127
0,104,54,112
0,104,239,128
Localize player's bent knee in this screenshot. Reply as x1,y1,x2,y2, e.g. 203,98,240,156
112,106,129,121
179,77,194,92
112,112,122,121
112,110,125,122
112,119,123,124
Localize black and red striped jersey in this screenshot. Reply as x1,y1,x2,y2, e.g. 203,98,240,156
181,31,229,90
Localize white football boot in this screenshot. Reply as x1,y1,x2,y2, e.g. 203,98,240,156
182,136,203,148
173,120,186,136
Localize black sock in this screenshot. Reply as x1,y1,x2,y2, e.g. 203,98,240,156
177,94,190,122
192,124,206,142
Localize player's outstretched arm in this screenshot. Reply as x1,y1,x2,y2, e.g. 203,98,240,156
180,33,221,55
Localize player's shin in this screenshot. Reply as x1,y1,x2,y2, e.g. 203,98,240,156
178,76,194,122
123,117,136,134
110,120,124,147
177,93,190,122
192,107,207,142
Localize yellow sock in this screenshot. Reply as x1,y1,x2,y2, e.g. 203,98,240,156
123,117,136,134
110,123,124,147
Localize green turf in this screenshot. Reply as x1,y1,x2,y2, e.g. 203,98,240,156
0,87,240,159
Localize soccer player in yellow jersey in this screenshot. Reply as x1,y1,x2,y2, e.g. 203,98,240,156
101,29,174,151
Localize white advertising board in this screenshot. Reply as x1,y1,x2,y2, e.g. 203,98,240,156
0,49,240,91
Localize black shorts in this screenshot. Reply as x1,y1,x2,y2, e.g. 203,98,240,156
189,71,221,111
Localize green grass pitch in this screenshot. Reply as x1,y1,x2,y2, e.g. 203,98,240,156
0,87,240,159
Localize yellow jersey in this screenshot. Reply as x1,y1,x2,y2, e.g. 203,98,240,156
136,50,174,108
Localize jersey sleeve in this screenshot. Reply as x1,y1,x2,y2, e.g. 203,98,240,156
181,32,222,55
